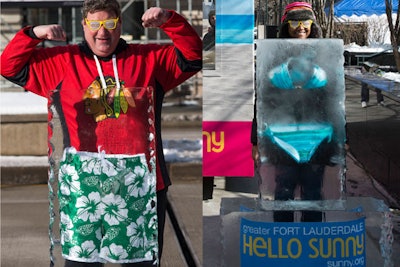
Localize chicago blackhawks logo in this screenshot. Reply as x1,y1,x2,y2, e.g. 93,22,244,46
83,77,136,122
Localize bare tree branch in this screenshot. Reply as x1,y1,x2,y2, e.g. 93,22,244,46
385,0,400,71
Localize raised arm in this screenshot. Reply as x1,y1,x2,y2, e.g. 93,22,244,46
32,24,67,41
1,25,66,77
1,25,69,96
141,8,202,90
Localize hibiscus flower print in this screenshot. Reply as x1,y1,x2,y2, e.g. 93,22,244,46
99,193,128,226
126,215,157,256
95,228,102,241
100,159,119,177
59,164,81,196
60,211,74,245
126,216,147,248
81,158,118,177
101,243,128,261
69,240,98,259
81,158,100,175
124,164,151,198
76,192,102,223
115,159,127,171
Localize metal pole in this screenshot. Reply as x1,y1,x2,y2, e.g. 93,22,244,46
72,7,76,44
188,0,192,24
176,0,181,13
58,7,62,25
121,0,135,13
121,0,135,37
156,0,160,40
144,0,148,40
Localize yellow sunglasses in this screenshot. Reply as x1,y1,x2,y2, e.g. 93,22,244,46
85,17,119,31
288,19,313,29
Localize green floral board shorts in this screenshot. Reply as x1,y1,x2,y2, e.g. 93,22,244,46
58,147,157,264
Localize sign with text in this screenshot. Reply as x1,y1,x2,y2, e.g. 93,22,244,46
202,0,254,177
203,121,253,177
240,218,366,267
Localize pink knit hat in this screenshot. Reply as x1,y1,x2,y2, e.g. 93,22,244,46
281,1,315,23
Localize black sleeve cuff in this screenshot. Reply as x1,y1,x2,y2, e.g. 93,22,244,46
26,26,43,40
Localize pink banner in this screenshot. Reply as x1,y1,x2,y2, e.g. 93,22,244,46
203,121,254,177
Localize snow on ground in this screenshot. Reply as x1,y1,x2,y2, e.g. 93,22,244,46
383,71,400,83
0,91,202,164
163,139,202,163
344,43,400,82
0,91,47,115
0,138,202,166
344,42,394,53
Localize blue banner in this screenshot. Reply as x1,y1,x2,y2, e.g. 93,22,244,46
240,218,366,267
216,0,254,44
216,15,253,44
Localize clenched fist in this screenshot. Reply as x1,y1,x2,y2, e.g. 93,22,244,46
142,7,171,28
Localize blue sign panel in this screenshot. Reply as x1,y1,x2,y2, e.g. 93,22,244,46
216,0,254,44
240,218,366,267
216,14,253,44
